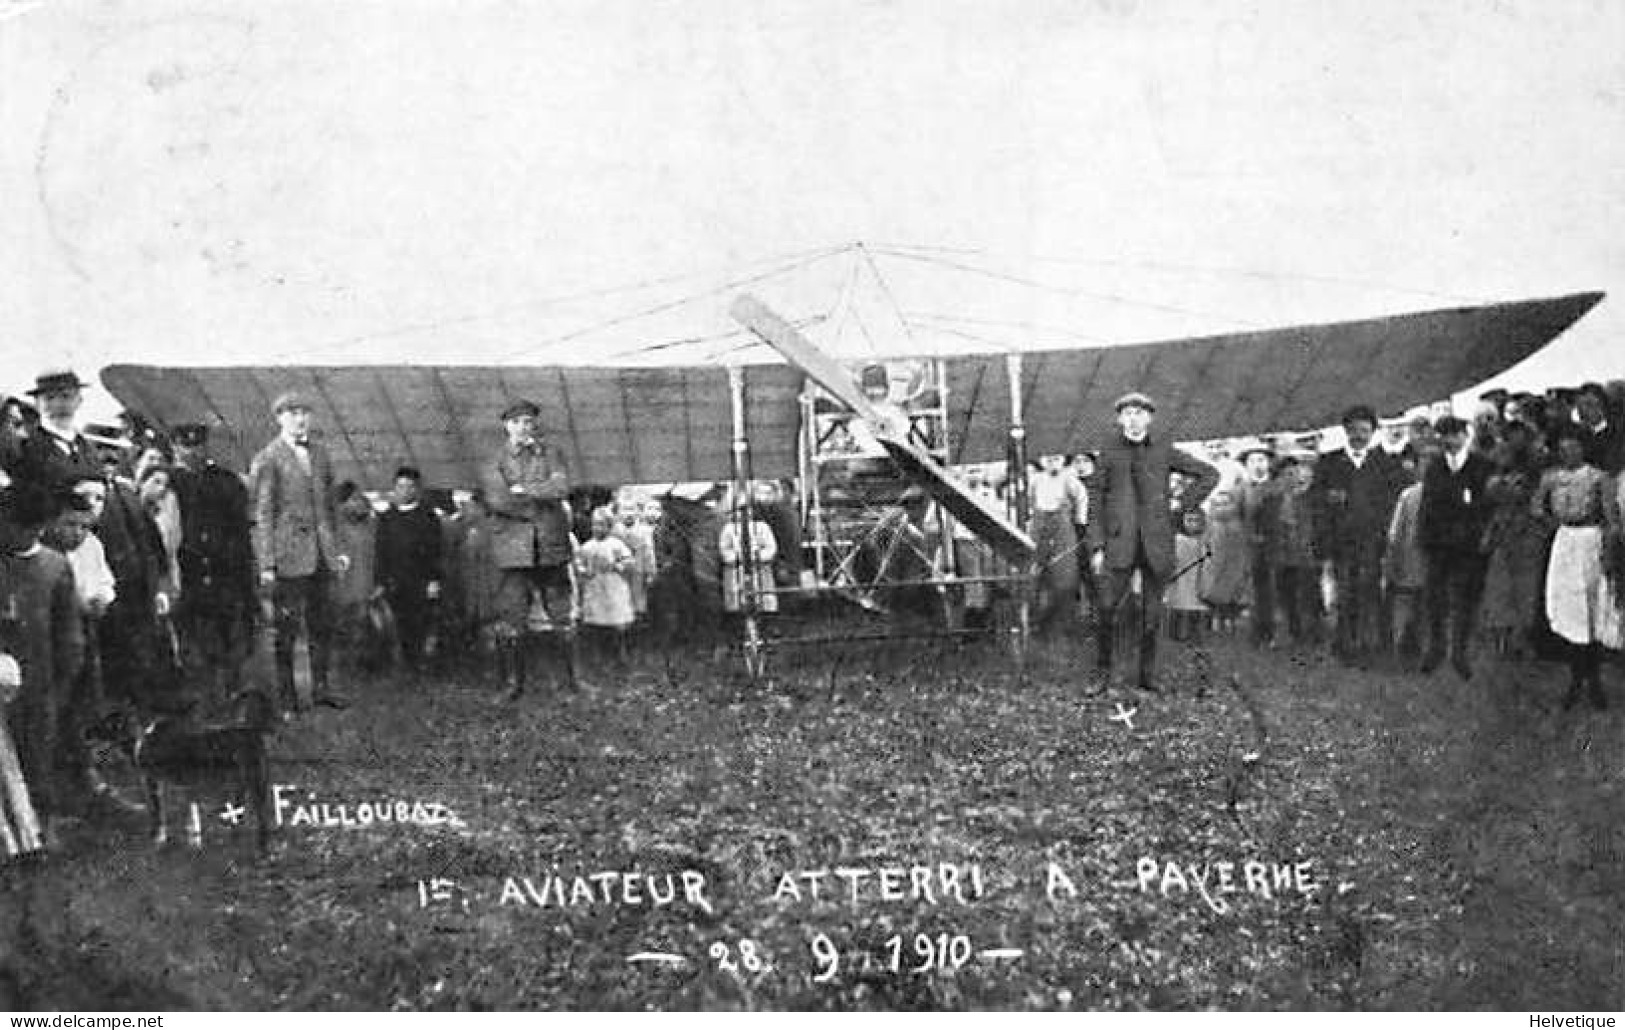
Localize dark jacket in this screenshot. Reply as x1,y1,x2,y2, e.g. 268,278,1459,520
376,504,444,594
1577,420,1622,475
1417,450,1495,555
99,480,164,619
17,428,100,492
1310,448,1406,560
171,460,255,608
1084,433,1220,578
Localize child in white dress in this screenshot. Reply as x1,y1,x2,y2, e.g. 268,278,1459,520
576,507,635,664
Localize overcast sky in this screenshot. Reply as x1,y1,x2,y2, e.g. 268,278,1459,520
2,0,1620,419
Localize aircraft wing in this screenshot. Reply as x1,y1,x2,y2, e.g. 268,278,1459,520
101,290,1603,490
99,364,805,489
942,291,1605,460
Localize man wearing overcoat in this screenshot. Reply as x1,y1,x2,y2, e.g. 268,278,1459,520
1417,415,1495,679
1085,392,1220,692
480,399,575,697
1310,404,1407,664
170,423,256,698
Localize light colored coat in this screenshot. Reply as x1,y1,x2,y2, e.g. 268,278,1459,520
480,439,572,569
249,436,341,579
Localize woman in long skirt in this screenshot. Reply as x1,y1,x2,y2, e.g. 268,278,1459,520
1199,490,1251,634
1480,426,1549,658
1531,429,1619,709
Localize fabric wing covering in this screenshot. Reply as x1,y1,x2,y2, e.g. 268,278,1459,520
101,291,1602,490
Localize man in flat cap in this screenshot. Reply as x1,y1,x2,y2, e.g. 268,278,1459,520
171,423,256,699
1309,403,1407,666
1085,392,1219,692
249,392,349,714
481,399,574,698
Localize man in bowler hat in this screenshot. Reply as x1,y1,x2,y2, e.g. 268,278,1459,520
1085,392,1220,692
249,392,350,713
1310,403,1407,665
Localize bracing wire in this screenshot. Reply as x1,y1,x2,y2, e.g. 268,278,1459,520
870,245,1264,329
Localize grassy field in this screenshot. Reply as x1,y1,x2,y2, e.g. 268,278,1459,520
1,624,1620,1011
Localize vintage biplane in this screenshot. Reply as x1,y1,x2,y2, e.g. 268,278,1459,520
100,243,1605,675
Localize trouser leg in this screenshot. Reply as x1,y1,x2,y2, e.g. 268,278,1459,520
392,590,428,663
272,577,310,708
1137,562,1167,690
1423,555,1449,667
1251,558,1276,644
1451,557,1486,667
1094,566,1135,671
305,571,333,692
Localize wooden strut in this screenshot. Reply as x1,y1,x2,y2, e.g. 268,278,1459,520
0,719,42,855
726,365,763,672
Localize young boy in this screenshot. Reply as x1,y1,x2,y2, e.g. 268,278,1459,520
41,489,142,816
1,482,85,847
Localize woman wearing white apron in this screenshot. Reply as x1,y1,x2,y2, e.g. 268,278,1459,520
1531,428,1619,710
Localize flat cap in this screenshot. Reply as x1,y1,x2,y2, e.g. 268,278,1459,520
271,391,312,414
1113,391,1155,413
500,399,541,421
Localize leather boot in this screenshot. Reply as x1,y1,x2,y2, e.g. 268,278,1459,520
501,640,525,702
560,631,579,691
273,646,301,715
1095,616,1114,672
1586,645,1608,710
1137,625,1161,693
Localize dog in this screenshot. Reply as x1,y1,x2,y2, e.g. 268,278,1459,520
92,689,277,852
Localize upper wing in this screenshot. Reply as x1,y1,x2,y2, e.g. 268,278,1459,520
942,291,1604,460
100,364,804,489
102,291,1603,489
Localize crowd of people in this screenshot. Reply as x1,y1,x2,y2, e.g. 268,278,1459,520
1052,382,1625,711
2,365,1621,853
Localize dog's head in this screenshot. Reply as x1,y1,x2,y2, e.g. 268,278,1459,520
82,708,145,751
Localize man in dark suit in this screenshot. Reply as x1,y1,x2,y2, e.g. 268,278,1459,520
1417,415,1495,679
19,370,174,714
15,370,101,492
1085,392,1220,692
170,423,256,699
1310,404,1406,665
249,392,350,714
